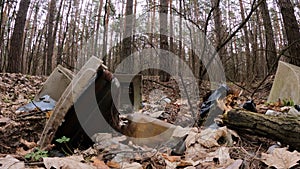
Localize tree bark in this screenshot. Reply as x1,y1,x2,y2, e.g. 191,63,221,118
211,0,225,62
46,0,56,75
277,0,300,66
7,0,31,73
260,0,277,73
121,0,133,73
102,0,110,65
222,109,300,151
159,0,170,82
53,0,63,66
94,0,103,57
57,0,71,68
238,0,252,81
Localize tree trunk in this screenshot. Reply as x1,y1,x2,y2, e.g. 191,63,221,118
178,0,182,77
149,0,157,76
7,0,31,73
277,0,300,66
121,0,133,73
260,0,277,73
159,0,170,82
57,0,71,67
46,0,56,75
222,109,300,151
94,0,103,57
102,0,110,65
53,0,63,65
211,0,225,61
238,0,252,81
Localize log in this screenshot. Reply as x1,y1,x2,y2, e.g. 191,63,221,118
222,109,300,151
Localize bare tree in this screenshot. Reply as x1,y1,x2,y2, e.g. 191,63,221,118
277,0,300,66
7,0,31,73
46,0,56,75
238,0,252,81
120,0,133,72
260,0,277,73
94,0,104,57
159,0,170,82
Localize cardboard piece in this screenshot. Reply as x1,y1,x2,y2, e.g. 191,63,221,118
268,61,300,104
34,65,74,101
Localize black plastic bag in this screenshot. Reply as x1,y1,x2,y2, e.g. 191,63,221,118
199,84,230,126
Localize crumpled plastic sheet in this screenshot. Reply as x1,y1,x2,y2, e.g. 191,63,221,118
17,95,56,113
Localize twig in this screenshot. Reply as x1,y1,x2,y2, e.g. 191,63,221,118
31,101,42,112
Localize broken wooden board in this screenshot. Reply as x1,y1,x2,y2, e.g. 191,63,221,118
34,65,74,101
268,61,300,104
39,56,103,149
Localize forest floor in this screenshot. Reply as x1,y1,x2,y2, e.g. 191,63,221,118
0,73,299,169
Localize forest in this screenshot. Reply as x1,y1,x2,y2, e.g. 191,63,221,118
1,0,300,168
0,0,299,81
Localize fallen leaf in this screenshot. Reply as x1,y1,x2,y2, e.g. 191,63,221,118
0,155,25,169
20,138,37,149
91,157,109,169
261,148,300,169
177,160,193,167
43,155,96,169
185,143,208,160
162,153,181,162
16,147,32,156
0,117,11,125
121,162,143,169
165,160,178,169
206,147,234,167
185,128,199,147
198,127,232,148
224,159,243,169
106,161,120,168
